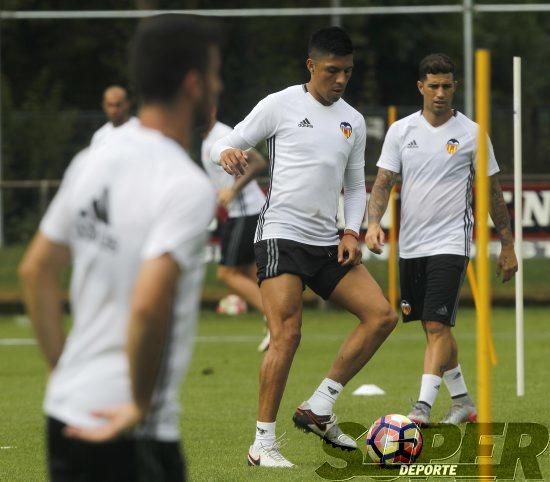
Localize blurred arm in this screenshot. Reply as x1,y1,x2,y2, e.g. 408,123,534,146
18,233,71,370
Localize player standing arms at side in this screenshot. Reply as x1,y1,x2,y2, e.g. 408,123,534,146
201,109,271,351
211,27,397,468
19,15,222,482
366,53,518,426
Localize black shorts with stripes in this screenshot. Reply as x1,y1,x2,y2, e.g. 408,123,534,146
47,417,186,482
399,254,469,326
220,214,259,266
254,238,353,300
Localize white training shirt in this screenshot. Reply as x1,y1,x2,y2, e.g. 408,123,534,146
201,121,265,218
90,116,140,145
210,84,367,246
377,110,499,258
41,121,216,441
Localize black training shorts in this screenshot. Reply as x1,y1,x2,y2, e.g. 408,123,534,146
47,417,186,482
220,214,259,267
254,238,353,300
399,254,468,326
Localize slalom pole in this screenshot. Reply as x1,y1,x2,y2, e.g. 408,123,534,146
513,56,525,397
475,48,492,480
387,106,398,310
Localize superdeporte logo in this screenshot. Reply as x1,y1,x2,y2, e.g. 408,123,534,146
315,422,550,480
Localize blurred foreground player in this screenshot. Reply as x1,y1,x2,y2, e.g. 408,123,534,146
19,14,222,482
366,53,517,426
201,110,271,351
91,85,139,145
211,26,397,467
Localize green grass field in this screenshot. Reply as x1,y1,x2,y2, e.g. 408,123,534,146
0,307,548,481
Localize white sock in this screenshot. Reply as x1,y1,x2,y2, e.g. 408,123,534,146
418,374,442,408
307,378,343,415
443,364,470,400
254,421,276,447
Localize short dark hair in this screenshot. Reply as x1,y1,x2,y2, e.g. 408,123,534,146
308,26,353,57
130,14,220,104
418,53,456,80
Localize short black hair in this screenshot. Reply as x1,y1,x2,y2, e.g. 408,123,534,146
308,26,353,57
130,14,220,104
418,53,456,80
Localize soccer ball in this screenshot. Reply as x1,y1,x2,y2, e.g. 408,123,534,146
365,414,423,466
216,294,247,315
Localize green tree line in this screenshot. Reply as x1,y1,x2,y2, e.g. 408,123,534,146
1,0,549,241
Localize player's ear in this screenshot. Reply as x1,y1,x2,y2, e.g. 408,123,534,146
306,58,315,75
182,70,203,101
416,80,424,95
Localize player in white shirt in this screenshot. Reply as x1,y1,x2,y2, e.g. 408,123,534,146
366,53,518,426
211,27,397,468
19,15,222,482
90,85,139,145
201,112,271,351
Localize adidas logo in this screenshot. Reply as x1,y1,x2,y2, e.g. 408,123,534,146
406,139,419,148
298,118,313,128
453,373,462,380
256,427,267,435
436,305,449,316
327,386,339,396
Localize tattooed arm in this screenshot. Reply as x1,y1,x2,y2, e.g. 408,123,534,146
366,168,398,254
489,174,518,282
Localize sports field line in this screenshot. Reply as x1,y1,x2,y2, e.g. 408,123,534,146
2,330,549,346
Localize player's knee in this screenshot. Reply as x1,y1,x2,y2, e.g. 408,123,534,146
271,328,301,352
424,320,449,338
378,307,398,334
217,265,235,283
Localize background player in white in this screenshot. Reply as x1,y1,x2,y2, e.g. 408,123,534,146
201,108,271,351
90,85,139,145
211,27,397,468
19,15,222,482
366,53,518,426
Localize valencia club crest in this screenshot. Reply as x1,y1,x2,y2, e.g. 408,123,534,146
340,122,352,139
446,138,459,155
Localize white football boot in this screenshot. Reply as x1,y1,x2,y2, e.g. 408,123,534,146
247,437,295,468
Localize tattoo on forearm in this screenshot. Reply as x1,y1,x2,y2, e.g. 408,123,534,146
489,177,514,246
368,169,397,224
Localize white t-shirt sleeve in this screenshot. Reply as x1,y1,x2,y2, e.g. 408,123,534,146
487,135,500,175
210,96,279,164
376,122,402,173
141,176,216,270
39,150,89,245
343,116,367,233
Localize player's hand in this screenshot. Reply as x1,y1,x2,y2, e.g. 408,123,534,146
338,233,362,266
220,148,248,177
496,244,518,283
217,187,236,208
365,223,385,254
63,403,144,443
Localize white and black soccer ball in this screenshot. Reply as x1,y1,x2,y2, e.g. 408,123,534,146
216,294,247,316
365,414,423,466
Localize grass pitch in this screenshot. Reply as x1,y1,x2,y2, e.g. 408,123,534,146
0,307,549,481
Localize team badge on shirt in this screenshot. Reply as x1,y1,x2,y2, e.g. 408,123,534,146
446,138,460,155
340,122,353,139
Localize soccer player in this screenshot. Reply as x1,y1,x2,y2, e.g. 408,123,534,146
366,53,518,426
90,85,139,145
201,109,271,351
211,26,397,467
19,15,222,482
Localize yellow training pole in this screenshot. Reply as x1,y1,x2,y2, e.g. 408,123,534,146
387,106,398,310
475,49,492,479
467,262,497,366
